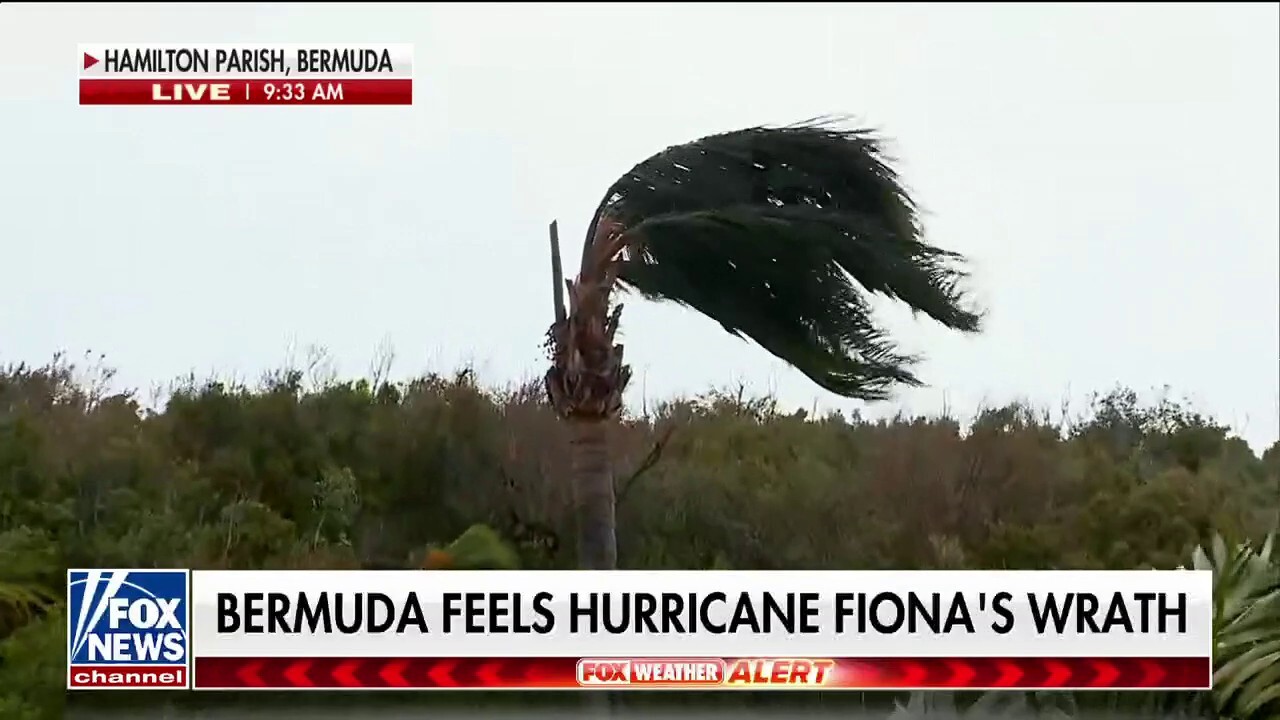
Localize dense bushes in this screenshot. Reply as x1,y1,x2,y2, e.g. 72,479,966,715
0,353,1277,718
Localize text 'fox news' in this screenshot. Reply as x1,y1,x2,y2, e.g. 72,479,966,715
66,569,1213,691
67,570,190,689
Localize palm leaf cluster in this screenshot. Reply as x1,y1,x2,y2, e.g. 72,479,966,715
576,119,982,401
1197,532,1280,719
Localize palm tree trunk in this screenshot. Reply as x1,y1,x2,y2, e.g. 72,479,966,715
545,218,629,573
569,418,616,570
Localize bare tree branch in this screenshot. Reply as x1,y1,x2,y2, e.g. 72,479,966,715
615,424,676,506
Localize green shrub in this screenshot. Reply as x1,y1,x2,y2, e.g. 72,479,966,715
1,357,1276,717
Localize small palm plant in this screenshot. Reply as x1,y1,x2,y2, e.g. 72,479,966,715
894,532,1280,719
1197,531,1280,719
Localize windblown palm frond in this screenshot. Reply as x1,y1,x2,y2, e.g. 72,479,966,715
580,119,982,400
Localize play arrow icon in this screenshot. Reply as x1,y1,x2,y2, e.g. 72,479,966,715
83,52,99,70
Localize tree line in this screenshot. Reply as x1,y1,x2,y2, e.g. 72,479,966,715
0,354,1276,717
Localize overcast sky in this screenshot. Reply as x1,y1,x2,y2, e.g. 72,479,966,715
1,3,1277,451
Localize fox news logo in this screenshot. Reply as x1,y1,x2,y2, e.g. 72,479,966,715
67,569,190,689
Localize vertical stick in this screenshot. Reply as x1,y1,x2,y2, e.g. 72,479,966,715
549,220,566,324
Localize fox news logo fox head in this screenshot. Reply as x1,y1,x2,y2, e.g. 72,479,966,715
67,570,189,666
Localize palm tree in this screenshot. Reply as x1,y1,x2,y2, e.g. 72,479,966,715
543,118,983,570
1197,532,1280,719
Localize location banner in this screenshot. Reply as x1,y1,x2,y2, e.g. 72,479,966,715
78,44,413,106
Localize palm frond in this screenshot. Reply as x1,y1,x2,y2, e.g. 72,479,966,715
583,119,982,400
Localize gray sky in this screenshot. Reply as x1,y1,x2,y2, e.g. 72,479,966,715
2,4,1278,452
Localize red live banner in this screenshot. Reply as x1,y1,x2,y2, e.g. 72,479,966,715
193,656,1212,691
79,79,411,106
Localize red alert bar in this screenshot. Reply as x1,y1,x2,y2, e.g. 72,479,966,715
79,79,411,106
193,656,1212,691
